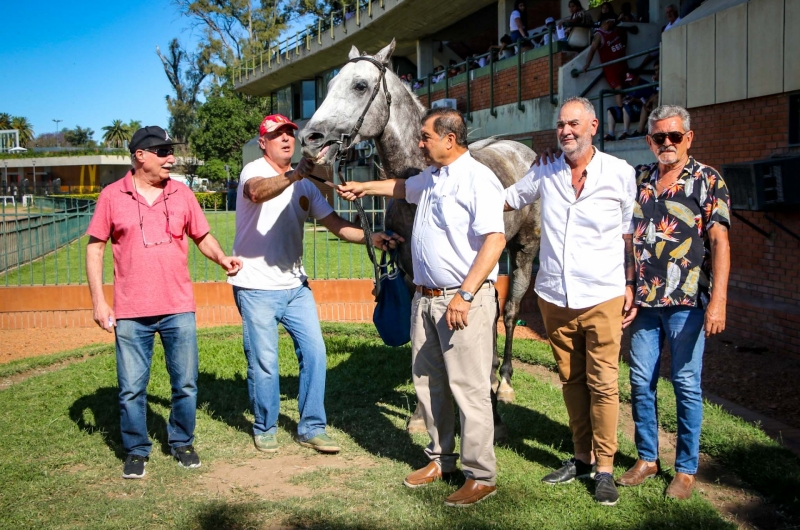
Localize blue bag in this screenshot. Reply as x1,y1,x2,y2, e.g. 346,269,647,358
373,248,412,347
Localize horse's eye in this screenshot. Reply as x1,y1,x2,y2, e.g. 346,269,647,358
354,81,368,93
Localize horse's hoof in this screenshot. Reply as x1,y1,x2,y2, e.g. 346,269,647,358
493,422,509,442
407,417,427,434
497,381,515,403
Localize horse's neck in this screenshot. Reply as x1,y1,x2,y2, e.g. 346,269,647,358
374,85,426,180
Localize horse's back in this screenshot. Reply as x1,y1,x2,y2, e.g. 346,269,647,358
469,138,536,190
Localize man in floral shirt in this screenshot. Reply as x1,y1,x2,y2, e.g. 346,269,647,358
617,105,731,499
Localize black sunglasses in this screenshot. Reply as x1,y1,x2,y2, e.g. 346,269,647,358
144,147,175,157
649,131,687,145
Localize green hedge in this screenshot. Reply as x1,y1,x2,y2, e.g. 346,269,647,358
59,191,228,210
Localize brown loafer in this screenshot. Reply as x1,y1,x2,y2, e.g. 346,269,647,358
666,472,695,500
403,461,453,489
616,459,661,487
444,479,497,507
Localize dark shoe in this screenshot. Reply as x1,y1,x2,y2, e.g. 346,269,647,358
603,133,616,142
618,132,630,140
594,472,620,506
122,454,148,479
298,433,341,454
617,459,660,486
666,472,695,500
629,130,645,138
444,479,497,507
254,433,279,453
541,458,595,484
172,445,201,469
403,461,454,489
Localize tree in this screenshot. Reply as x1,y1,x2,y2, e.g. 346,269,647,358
127,120,142,134
196,158,229,182
10,117,34,146
0,113,11,130
63,126,95,147
156,39,212,145
191,81,265,171
102,119,132,148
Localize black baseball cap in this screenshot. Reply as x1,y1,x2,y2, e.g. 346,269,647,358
129,126,183,153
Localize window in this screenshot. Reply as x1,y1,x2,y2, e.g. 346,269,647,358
276,86,292,118
790,94,800,146
301,80,316,119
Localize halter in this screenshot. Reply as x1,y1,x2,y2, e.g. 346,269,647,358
330,55,393,301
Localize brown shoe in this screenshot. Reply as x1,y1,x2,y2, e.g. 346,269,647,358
444,479,497,507
616,459,661,487
666,472,695,500
403,462,453,489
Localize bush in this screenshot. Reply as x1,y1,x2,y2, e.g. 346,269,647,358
59,193,100,201
194,192,227,210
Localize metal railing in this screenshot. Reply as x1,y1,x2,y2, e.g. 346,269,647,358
589,81,660,151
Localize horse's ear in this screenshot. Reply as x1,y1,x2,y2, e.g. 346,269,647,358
373,39,396,65
348,45,361,60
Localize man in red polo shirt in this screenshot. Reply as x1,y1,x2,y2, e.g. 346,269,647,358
86,126,242,480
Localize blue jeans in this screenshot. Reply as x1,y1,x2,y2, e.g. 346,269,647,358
115,312,199,457
629,307,706,474
233,284,327,441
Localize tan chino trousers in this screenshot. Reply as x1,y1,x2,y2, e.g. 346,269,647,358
538,296,624,467
411,283,497,486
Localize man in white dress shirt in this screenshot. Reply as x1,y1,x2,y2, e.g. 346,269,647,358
504,97,637,506
337,108,506,507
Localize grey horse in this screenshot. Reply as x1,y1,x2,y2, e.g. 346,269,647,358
299,40,541,436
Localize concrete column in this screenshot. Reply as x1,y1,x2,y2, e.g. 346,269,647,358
416,38,434,80
560,0,571,19
651,0,674,26
498,0,516,39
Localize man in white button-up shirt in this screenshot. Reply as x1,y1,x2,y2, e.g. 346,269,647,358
337,108,506,507
505,97,637,506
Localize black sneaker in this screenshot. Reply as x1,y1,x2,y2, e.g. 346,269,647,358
171,445,201,469
595,472,620,506
542,457,595,484
122,454,148,479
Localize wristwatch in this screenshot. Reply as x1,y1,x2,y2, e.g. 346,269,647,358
625,280,636,286
457,289,474,302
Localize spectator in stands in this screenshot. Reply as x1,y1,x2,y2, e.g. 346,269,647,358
599,2,617,23
432,65,446,84
606,71,657,141
559,0,593,41
478,34,514,67
413,78,424,90
400,73,413,88
663,4,680,31
617,2,636,23
86,126,242,480
447,60,462,78
509,2,529,44
618,105,731,501
583,15,628,109
630,62,661,137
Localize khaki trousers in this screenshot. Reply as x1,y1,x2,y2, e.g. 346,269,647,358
538,296,624,467
411,283,497,486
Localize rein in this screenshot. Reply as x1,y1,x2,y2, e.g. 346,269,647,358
330,55,393,301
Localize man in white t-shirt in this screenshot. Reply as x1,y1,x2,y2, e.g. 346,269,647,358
230,114,401,455
663,4,681,31
337,108,506,507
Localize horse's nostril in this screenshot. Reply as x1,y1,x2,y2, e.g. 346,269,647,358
303,132,325,147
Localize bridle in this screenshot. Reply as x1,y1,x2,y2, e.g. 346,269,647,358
329,55,393,300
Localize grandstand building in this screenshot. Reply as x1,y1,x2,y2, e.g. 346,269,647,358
233,0,800,355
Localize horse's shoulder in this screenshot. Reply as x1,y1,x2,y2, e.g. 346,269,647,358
469,139,536,188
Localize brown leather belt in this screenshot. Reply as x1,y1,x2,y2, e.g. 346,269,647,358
415,281,492,297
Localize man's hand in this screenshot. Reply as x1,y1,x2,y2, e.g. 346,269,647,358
92,300,116,333
622,285,638,329
446,293,471,331
704,299,726,337
288,158,315,182
219,256,243,276
371,231,404,251
336,181,367,201
531,147,562,167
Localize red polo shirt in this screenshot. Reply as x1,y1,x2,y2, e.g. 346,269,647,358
87,172,210,319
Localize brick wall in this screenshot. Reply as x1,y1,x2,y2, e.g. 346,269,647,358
418,52,572,113
689,93,800,354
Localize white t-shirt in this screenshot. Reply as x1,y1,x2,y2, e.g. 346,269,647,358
228,157,334,290
505,150,636,309
664,17,681,31
405,151,506,288
510,10,523,32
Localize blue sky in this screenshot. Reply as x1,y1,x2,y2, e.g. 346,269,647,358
1,0,200,141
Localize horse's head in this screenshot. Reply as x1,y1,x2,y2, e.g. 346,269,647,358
300,40,396,165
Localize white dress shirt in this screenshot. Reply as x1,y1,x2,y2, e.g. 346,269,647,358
505,150,636,308
405,151,506,289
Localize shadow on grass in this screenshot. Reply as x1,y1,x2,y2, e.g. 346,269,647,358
68,387,173,459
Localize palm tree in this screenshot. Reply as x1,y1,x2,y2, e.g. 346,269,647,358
10,116,34,147
102,119,131,148
127,120,142,134
0,113,11,130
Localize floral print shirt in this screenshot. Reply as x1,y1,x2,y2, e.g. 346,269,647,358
632,157,731,308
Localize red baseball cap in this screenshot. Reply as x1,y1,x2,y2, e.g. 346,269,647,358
625,72,635,82
259,114,299,136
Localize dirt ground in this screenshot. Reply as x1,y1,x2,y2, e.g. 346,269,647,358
3,312,799,431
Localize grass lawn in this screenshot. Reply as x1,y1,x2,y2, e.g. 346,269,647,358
4,324,798,529
0,212,376,286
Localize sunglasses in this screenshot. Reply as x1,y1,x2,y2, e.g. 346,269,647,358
144,147,175,157
649,131,687,145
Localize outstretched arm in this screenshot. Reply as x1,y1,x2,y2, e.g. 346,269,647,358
583,34,602,72
337,179,406,200
244,158,315,203
193,232,243,276
317,212,404,249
